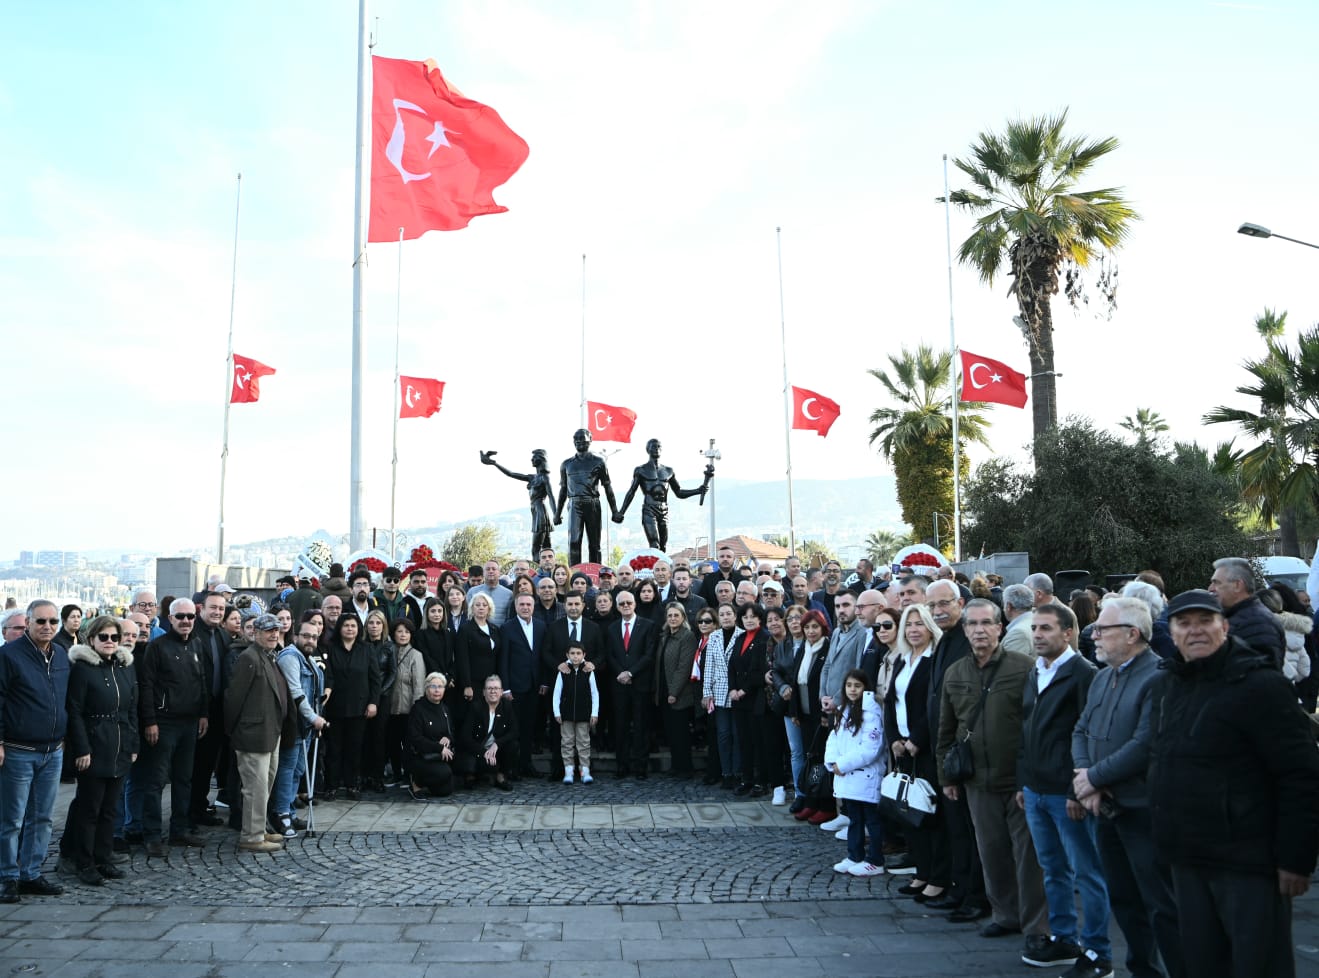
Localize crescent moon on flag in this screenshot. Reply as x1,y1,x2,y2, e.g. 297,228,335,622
386,99,432,184
405,386,418,407
801,397,822,420
968,362,992,389
593,409,608,430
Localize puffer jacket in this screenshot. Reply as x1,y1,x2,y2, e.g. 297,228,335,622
935,645,1034,792
138,625,210,724
66,645,138,777
825,696,885,803
389,644,426,715
1278,611,1313,684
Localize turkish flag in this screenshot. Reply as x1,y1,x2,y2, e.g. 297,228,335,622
791,386,841,437
586,401,637,443
369,57,529,242
399,376,445,419
959,349,1028,408
231,354,276,404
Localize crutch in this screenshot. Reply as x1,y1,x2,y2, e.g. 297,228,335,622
302,732,320,840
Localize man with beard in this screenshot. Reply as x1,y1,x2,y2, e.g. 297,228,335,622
188,591,230,830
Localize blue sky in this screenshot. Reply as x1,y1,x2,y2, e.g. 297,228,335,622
4,0,1317,558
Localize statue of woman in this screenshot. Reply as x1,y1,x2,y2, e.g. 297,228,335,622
480,449,555,556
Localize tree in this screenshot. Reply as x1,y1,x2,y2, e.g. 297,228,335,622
864,529,908,566
944,110,1139,452
797,539,835,567
764,534,790,550
962,418,1254,593
441,525,501,569
869,344,992,555
1204,309,1317,557
1119,407,1169,445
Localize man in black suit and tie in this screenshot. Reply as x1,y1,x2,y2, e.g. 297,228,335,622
605,591,655,779
543,593,605,781
457,676,519,790
499,594,546,777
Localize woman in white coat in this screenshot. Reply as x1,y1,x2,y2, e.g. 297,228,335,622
825,668,885,877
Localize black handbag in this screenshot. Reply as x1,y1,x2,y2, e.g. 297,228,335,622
941,661,1000,786
801,722,833,801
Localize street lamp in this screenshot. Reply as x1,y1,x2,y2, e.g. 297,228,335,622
933,511,953,552
1238,222,1319,250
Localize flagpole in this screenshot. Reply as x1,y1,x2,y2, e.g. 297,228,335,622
349,0,371,553
579,253,587,429
389,226,403,565
943,154,961,563
776,227,797,557
217,171,242,564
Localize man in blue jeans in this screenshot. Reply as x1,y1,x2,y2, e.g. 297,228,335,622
0,600,70,903
1019,603,1110,977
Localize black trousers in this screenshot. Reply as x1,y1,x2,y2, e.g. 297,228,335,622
732,708,768,786
612,683,650,773
1096,809,1184,978
70,774,123,869
663,704,693,774
189,698,226,818
325,716,366,789
385,714,410,783
1171,862,1291,978
362,713,389,782
457,744,519,779
931,788,987,908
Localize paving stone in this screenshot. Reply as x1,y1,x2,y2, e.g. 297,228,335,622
77,937,181,960
338,965,430,978
414,940,524,961
522,939,622,960
242,941,336,961
331,941,424,962
659,919,744,938
702,937,795,958
621,906,680,922
402,922,486,941
621,938,711,960
547,962,639,978
483,920,563,940
637,960,734,978
423,965,549,978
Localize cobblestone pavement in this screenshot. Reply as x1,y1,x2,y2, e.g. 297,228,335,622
1,779,1317,977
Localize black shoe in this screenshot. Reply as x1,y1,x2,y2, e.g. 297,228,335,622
978,921,1020,938
345,788,361,801
0,879,18,904
147,842,166,858
926,893,963,911
96,864,126,880
112,837,129,854
1058,950,1114,978
18,875,64,896
1021,935,1081,967
77,867,105,887
734,782,752,796
635,771,648,780
494,776,512,792
896,881,927,896
787,797,807,814
124,831,145,848
169,833,204,848
749,784,766,797
721,776,737,790
702,773,721,785
191,811,224,827
615,769,631,779
291,816,307,831
949,905,991,924
323,788,338,801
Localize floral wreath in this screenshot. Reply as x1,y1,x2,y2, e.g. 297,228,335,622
402,544,461,578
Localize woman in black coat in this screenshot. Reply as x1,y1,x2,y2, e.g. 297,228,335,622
727,603,772,796
407,672,457,798
415,597,455,679
322,614,381,800
883,603,945,902
455,592,502,721
782,610,831,818
65,616,138,885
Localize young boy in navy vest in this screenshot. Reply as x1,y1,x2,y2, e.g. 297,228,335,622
552,644,599,784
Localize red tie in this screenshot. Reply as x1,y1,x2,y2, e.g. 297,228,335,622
623,620,631,651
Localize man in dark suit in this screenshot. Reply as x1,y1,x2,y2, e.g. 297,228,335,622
605,591,655,779
457,675,519,790
543,593,605,781
499,594,546,777
699,545,741,606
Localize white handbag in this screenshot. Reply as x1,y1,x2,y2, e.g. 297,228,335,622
880,763,937,826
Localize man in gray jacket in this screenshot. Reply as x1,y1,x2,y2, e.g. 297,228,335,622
1072,597,1183,978
819,591,863,713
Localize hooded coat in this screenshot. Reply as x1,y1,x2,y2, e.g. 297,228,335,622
66,644,139,778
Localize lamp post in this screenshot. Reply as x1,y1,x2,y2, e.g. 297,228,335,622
1238,222,1319,250
933,511,953,553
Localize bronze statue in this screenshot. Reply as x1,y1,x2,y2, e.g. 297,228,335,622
554,428,619,566
480,449,555,557
615,438,713,551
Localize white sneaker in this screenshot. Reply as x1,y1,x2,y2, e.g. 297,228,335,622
820,814,850,832
563,765,575,785
771,786,787,806
833,858,860,873
834,827,849,840
581,768,593,784
847,862,885,877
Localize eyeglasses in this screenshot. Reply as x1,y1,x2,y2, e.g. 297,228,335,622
425,683,446,690
297,632,318,640
1091,623,1136,637
134,601,157,609
31,618,59,626
172,613,196,621
929,599,958,609
696,618,714,625
876,622,896,630
95,633,120,643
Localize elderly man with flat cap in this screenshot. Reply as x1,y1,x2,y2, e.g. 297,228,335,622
1148,589,1319,978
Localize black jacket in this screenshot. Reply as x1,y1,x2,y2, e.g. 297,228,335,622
407,696,456,758
726,628,770,713
1017,653,1097,795
66,645,139,778
323,641,382,719
605,616,656,689
1225,594,1285,668
926,620,972,746
459,698,519,755
781,638,829,722
545,617,604,682
1149,635,1319,877
414,627,454,680
884,653,933,755
138,625,211,724
455,620,501,694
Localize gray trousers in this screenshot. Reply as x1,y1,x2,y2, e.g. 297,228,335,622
966,785,1048,936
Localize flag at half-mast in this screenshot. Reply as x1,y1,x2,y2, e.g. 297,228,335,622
369,57,529,241
958,349,1028,408
586,401,637,443
790,386,841,437
399,376,445,419
231,354,276,404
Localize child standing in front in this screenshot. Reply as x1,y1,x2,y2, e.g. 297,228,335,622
553,643,599,784
825,668,885,876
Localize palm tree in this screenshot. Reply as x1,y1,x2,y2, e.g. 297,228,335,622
1204,309,1316,556
869,344,992,554
1119,407,1169,444
864,529,908,566
944,110,1139,452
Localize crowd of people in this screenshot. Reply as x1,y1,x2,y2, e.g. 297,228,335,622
1,547,1317,978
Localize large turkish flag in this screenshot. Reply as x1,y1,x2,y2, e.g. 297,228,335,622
399,376,445,419
231,354,276,404
959,349,1028,408
791,386,841,437
369,57,529,242
586,401,637,443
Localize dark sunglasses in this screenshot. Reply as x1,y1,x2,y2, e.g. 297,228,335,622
172,613,196,621
95,633,120,642
876,622,896,629
31,618,59,626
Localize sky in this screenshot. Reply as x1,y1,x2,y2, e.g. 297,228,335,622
4,0,1318,561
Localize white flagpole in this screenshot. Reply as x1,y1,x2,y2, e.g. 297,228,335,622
349,0,371,552
217,171,242,563
776,226,797,557
579,253,587,429
389,226,403,565
943,154,961,562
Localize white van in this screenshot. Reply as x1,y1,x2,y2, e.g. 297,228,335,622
1260,555,1311,593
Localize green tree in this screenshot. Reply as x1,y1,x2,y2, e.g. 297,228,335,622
868,344,992,555
944,110,1139,452
797,539,836,567
764,534,791,550
864,529,909,566
1204,309,1315,556
1119,407,1169,445
441,525,501,569
962,418,1253,592
609,545,625,568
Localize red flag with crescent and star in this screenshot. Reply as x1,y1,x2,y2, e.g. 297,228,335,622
230,354,276,404
369,57,529,242
791,386,841,437
399,376,445,419
958,349,1028,408
586,401,637,443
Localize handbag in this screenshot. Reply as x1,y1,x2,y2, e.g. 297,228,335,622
941,661,1000,786
880,758,938,827
801,722,833,801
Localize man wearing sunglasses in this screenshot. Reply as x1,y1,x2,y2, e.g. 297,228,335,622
136,598,211,857
0,600,70,903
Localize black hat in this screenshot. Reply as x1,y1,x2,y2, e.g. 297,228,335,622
1166,589,1223,618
